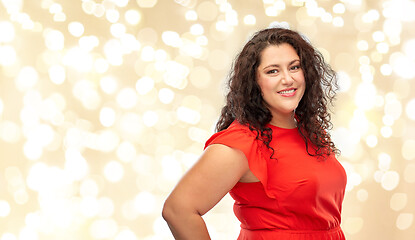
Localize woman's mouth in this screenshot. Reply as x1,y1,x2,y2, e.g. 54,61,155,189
278,88,296,97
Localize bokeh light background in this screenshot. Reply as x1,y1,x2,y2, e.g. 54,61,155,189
0,0,414,239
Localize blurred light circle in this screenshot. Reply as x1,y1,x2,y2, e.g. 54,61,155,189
97,130,120,152
72,81,101,110
390,193,407,211
380,64,392,76
119,113,143,137
100,107,116,127
48,65,66,84
382,0,415,22
100,76,118,94
64,148,89,181
403,39,415,60
104,161,124,182
140,46,155,61
243,14,256,25
177,106,200,124
103,39,123,66
196,1,218,21
44,29,64,50
81,196,99,217
153,216,172,238
106,9,120,23
383,18,402,37
372,31,385,42
18,227,38,240
405,98,415,120
380,126,393,138
356,189,368,202
381,171,400,191
121,200,137,220
136,0,157,8
114,229,137,240
333,3,345,14
0,98,3,116
28,124,55,147
79,36,99,52
158,88,174,104
354,82,377,110
343,217,363,234
89,218,118,239
162,31,182,48
1,233,17,240
384,99,402,120
332,17,344,27
136,76,154,95
366,135,378,148
376,42,389,53
337,71,351,92
68,21,84,37
321,12,333,23
134,191,155,214
142,111,158,127
125,9,141,25
110,23,126,38
402,139,415,160
98,197,114,218
390,52,415,79
396,213,413,230
0,21,15,42
23,141,43,160
94,58,109,73
0,45,17,66
0,121,21,143
357,40,369,51
80,179,99,197
404,164,415,183
16,66,38,91
154,49,167,61
378,152,391,171
185,10,198,21
116,141,136,163
190,23,204,35
116,88,138,109
114,0,129,7
0,200,11,217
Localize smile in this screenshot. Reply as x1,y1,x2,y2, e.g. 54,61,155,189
278,89,296,94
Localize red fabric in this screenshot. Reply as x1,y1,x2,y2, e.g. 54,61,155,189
204,121,347,239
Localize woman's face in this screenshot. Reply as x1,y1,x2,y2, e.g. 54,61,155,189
256,43,306,119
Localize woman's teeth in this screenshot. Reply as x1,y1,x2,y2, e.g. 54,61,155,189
279,89,295,94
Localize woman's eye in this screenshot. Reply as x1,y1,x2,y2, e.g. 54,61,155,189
291,65,301,70
267,69,278,74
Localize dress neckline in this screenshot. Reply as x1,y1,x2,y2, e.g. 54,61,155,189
266,123,298,131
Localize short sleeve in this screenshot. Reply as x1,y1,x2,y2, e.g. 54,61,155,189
204,121,257,161
204,121,275,199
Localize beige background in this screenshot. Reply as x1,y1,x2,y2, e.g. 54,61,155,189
0,0,414,239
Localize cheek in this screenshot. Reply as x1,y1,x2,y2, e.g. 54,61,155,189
257,77,273,92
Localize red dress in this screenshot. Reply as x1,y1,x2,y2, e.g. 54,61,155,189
204,121,347,240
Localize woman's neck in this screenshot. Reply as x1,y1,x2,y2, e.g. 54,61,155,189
269,112,297,129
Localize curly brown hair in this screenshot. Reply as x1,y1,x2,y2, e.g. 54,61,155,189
215,27,339,158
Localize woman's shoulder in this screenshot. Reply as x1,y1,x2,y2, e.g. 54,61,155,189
204,120,257,150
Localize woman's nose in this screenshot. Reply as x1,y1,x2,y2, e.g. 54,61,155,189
281,70,294,85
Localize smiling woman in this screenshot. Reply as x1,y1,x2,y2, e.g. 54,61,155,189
162,27,345,240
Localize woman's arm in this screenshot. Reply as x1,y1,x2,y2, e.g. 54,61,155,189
162,144,249,239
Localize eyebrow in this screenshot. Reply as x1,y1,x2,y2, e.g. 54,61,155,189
262,59,300,70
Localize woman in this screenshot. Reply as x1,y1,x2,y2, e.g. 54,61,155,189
162,27,347,240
